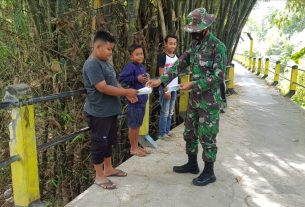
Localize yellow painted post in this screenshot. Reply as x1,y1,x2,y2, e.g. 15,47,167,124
248,56,252,70
249,39,253,58
243,55,246,66
263,58,269,78
4,84,40,207
274,61,281,85
139,94,157,148
287,65,299,97
245,32,254,70
179,74,190,118
249,38,253,69
252,57,256,73
139,94,150,136
261,58,265,75
243,55,248,67
227,64,235,92
257,58,262,75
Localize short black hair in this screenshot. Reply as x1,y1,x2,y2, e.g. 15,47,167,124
128,44,143,54
164,34,177,43
93,30,115,43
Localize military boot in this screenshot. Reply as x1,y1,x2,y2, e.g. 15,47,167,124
173,154,199,174
192,161,216,186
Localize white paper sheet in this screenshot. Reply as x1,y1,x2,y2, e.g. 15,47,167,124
166,77,180,92
138,87,152,95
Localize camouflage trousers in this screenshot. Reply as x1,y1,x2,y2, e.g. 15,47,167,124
183,105,219,162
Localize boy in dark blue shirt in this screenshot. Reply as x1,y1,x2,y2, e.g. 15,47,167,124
119,44,149,157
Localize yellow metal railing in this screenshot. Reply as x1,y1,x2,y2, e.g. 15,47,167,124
234,53,305,97
227,64,235,92
257,58,262,75
264,58,269,78
1,87,88,207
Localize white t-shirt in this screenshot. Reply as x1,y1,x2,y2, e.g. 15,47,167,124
164,54,178,74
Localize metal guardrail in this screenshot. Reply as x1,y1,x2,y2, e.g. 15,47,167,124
37,127,90,152
0,155,20,168
269,64,305,89
234,54,305,89
298,68,305,72
0,89,89,169
269,69,305,89
279,63,305,73
279,74,291,82
0,89,86,110
0,89,116,168
295,82,305,88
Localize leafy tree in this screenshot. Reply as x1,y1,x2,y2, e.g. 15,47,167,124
291,47,305,64
271,0,305,37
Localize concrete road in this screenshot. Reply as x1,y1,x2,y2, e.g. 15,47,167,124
66,62,305,207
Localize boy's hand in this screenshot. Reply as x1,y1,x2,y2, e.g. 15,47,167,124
180,82,192,90
126,96,138,103
164,92,171,100
137,74,148,84
146,79,161,88
125,88,138,103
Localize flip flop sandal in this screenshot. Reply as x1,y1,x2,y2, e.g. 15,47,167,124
130,150,146,157
139,147,152,154
94,179,116,190
106,169,127,177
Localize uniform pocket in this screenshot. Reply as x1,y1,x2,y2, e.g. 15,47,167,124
203,90,219,109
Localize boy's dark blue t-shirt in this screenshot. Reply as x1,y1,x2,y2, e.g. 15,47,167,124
119,62,148,107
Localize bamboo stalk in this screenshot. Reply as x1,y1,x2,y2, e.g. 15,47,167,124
157,0,167,39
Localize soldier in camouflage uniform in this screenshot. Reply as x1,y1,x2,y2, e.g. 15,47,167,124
148,8,227,186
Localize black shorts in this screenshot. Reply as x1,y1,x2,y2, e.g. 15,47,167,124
86,114,118,164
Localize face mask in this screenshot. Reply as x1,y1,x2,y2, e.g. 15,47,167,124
191,31,204,41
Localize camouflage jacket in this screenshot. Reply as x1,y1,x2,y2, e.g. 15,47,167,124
160,33,227,110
